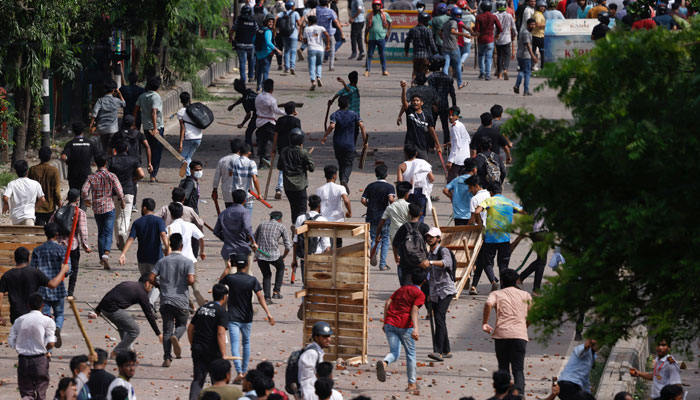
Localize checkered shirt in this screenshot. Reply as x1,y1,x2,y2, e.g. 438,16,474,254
229,156,258,205
405,25,437,59
428,71,456,112
336,85,361,114
81,169,124,215
31,241,71,301
254,220,292,262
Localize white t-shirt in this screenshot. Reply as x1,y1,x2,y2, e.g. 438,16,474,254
167,219,204,263
304,25,327,52
448,120,471,165
402,158,433,212
107,377,136,400
470,189,490,225
293,211,331,254
4,177,44,224
177,107,203,140
316,182,347,222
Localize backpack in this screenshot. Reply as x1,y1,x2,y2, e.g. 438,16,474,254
185,102,215,129
278,11,296,37
438,245,458,282
178,177,198,210
400,222,428,267
295,213,322,258
115,129,140,154
255,27,268,52
478,152,501,184
54,204,77,236
285,346,313,395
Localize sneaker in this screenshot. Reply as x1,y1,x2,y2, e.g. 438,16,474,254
524,92,533,96
277,65,283,71
261,158,271,168
329,67,335,72
469,286,478,295
275,190,282,200
382,71,390,76
101,256,111,270
491,281,500,292
485,76,491,81
55,327,62,348
442,353,453,359
272,292,283,299
503,71,509,80
376,360,387,382
513,86,520,94
290,68,295,75
310,83,316,91
428,352,444,362
297,49,304,61
574,332,583,341
348,54,357,59
357,53,365,61
233,373,245,384
171,336,182,359
478,74,485,79
458,82,468,90
265,297,274,304
284,68,289,74
363,70,370,77
162,359,172,367
317,78,323,87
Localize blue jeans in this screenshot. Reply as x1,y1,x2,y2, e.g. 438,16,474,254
478,42,495,77
283,36,298,70
276,170,283,191
384,324,417,384
95,210,115,258
245,202,253,218
370,222,390,268
180,139,201,176
515,58,532,93
229,321,252,373
443,48,463,86
236,48,256,81
460,42,471,65
308,50,323,82
43,299,65,329
366,39,387,72
255,55,272,91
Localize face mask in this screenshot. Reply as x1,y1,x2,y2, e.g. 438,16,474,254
417,6,425,11
193,171,203,179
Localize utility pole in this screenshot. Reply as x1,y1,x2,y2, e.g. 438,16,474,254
41,70,51,148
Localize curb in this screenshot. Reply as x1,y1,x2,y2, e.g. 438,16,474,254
596,326,649,399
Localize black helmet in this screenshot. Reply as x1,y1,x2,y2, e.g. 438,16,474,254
418,12,431,24
241,4,252,15
416,1,426,8
480,0,493,11
656,2,667,14
429,55,446,71
289,128,304,146
312,321,334,336
597,11,610,24
264,14,275,23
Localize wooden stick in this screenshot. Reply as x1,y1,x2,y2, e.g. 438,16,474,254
308,147,315,154
204,222,215,233
85,301,119,331
151,131,186,162
224,356,243,360
249,190,273,209
264,151,277,200
324,102,331,132
218,122,238,127
358,145,368,169
432,207,440,229
214,198,221,216
67,296,97,362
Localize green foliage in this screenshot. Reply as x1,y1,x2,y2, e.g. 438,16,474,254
0,172,17,188
502,20,700,348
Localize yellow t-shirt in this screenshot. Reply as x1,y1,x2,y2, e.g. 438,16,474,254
533,11,545,38
587,5,608,19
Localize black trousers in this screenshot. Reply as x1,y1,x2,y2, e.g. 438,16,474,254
67,248,81,296
473,241,511,287
432,295,452,354
189,355,219,400
350,21,365,55
495,338,527,393
437,108,450,145
557,380,584,400
495,43,512,75
454,218,469,226
519,254,545,291
334,147,355,185
256,122,275,164
285,188,308,223
245,114,257,157
275,34,285,66
257,257,285,299
224,202,234,208
35,212,53,226
532,36,545,68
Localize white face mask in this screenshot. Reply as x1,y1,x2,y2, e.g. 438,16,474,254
193,170,203,179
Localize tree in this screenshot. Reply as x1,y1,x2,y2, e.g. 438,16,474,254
503,20,700,348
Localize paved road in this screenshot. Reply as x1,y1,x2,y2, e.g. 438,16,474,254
0,42,579,399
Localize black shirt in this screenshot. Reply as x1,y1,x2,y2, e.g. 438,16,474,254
362,180,396,225
87,369,116,398
119,84,145,116
108,153,141,195
392,221,430,273
191,301,229,359
275,115,302,153
95,281,161,335
110,129,147,164
470,126,509,153
404,108,435,153
62,137,97,187
591,23,611,40
219,272,262,323
0,267,51,323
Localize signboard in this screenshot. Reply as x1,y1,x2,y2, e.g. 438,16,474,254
382,10,419,62
543,19,596,63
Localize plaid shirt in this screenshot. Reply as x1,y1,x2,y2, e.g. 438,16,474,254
336,85,361,114
229,156,258,206
254,220,292,262
31,240,71,301
50,205,89,251
81,168,124,215
405,25,437,59
428,71,456,112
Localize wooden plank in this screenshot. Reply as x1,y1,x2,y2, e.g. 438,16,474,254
304,327,365,338
0,242,43,250
349,291,364,300
306,311,364,323
305,281,365,290
336,241,366,257
306,228,368,239
304,318,365,330
305,295,363,306
0,226,45,233
294,224,309,235
350,225,365,237
295,290,307,298
305,302,364,314
303,221,367,229
150,130,186,162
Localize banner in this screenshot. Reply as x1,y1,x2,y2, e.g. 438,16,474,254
382,10,419,62
543,19,596,63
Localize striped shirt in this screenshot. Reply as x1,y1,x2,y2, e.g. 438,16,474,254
229,156,258,206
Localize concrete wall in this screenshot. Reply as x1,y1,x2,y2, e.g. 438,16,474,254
596,326,649,399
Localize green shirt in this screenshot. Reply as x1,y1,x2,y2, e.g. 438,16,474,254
367,11,392,41
198,385,243,400
430,15,450,47
136,91,164,130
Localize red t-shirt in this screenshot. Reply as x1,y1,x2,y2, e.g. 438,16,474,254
384,285,425,329
474,12,503,44
631,18,657,30
557,0,567,15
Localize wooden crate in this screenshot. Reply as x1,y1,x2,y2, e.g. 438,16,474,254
295,221,370,364
440,225,484,299
0,226,46,341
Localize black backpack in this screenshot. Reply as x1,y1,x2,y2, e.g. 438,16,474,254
54,204,76,236
295,213,322,258
400,223,428,267
285,346,312,395
255,27,268,52
278,11,295,37
438,245,458,282
114,129,140,154
185,102,215,129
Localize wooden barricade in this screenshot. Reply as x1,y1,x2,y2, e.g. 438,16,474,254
295,221,370,365
440,225,484,299
0,225,47,341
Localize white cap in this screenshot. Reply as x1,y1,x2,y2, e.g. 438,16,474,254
427,227,442,237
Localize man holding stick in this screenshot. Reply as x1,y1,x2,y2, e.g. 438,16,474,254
215,189,258,276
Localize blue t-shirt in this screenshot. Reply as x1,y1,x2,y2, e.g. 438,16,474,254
445,173,472,220
276,10,301,37
129,214,167,264
361,180,396,225
330,109,360,152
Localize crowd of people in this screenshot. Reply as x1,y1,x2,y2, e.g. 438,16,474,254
0,0,693,399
